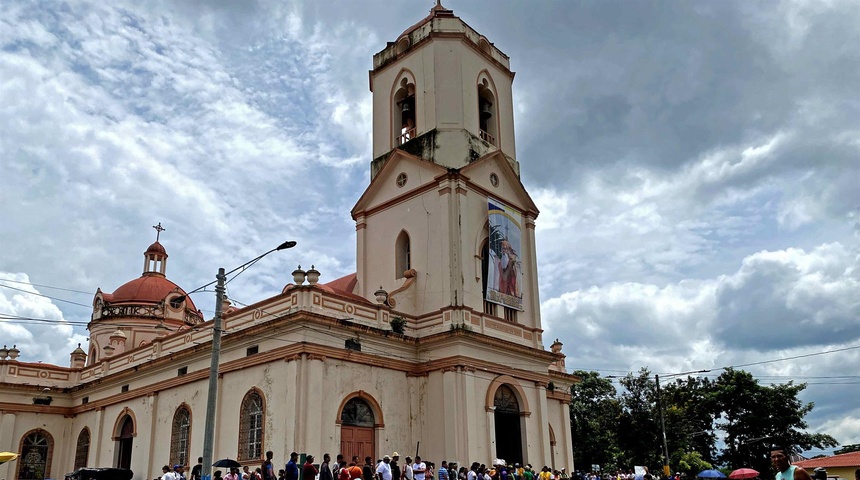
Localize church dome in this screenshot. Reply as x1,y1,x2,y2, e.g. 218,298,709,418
106,275,198,311
145,241,168,256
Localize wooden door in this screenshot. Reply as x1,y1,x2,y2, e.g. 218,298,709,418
340,426,374,461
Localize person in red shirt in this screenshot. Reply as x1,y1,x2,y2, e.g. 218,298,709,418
304,456,319,480
338,462,350,480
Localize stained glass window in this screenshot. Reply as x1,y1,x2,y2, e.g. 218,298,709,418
18,430,53,480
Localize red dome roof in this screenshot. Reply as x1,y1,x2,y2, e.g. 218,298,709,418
104,274,197,311
145,241,168,256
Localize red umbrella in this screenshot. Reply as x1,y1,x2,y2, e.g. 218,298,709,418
729,469,759,480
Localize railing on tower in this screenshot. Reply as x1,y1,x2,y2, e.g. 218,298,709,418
398,128,416,146
480,129,496,146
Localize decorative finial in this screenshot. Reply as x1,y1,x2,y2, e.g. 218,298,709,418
152,222,165,241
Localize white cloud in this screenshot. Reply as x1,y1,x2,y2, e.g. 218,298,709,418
0,273,88,366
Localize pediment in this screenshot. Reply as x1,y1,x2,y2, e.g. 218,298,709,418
351,149,448,217
461,150,539,216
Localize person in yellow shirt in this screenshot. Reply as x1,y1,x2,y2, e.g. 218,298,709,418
539,467,552,480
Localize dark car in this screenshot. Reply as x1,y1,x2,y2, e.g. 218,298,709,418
65,468,134,480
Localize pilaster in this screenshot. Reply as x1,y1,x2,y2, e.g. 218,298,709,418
0,412,16,480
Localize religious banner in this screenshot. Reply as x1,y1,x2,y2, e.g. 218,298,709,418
485,198,524,311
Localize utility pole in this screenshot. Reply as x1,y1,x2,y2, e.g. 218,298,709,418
202,267,226,480
655,374,671,478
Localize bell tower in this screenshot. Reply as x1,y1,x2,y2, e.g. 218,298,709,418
354,3,542,347
369,3,518,177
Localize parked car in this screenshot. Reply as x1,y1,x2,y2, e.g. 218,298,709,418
65,467,134,480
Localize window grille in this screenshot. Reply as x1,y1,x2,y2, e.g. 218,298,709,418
18,429,53,480
239,391,264,460
171,407,191,467
74,429,90,470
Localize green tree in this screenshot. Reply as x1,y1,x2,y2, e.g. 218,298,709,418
673,451,712,477
662,376,718,465
570,371,623,471
713,369,838,473
835,444,860,455
617,368,662,469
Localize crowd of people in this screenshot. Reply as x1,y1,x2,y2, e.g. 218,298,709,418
159,452,571,480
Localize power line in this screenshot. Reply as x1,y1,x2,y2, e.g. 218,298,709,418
0,283,92,308
0,278,93,295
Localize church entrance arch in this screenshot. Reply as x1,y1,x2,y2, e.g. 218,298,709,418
337,393,381,461
114,413,135,469
493,384,523,465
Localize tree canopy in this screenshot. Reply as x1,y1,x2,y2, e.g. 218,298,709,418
569,368,838,475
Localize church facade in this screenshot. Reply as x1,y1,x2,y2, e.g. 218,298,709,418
0,5,576,480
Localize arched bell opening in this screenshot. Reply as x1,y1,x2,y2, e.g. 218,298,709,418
478,76,498,146
392,75,417,146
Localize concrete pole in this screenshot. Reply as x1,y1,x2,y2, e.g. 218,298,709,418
656,374,671,477
202,267,227,480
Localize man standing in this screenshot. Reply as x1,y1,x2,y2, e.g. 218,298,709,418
363,457,375,480
174,465,187,480
376,456,393,480
263,452,276,480
349,458,364,480
403,458,414,480
771,446,812,480
390,454,402,480
412,457,426,480
162,466,175,480
304,455,320,480
321,454,334,480
438,462,449,480
191,458,204,480
286,452,300,480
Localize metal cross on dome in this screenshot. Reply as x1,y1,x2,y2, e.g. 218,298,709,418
152,222,165,241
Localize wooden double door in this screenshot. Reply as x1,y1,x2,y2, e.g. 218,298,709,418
340,426,375,461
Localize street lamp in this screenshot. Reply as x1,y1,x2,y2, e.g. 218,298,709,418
175,240,296,480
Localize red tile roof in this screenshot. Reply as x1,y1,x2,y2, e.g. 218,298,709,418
795,451,860,468
326,273,358,294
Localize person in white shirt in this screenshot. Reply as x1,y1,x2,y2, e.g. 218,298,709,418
404,458,415,480
412,457,427,480
162,466,175,480
377,456,393,480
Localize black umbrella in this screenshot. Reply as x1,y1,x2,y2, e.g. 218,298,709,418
213,459,241,468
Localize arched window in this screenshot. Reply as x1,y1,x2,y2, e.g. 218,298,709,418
478,77,498,146
393,75,417,146
74,428,90,470
18,429,53,480
494,384,520,413
171,406,191,467
239,390,264,461
341,397,375,427
395,230,411,279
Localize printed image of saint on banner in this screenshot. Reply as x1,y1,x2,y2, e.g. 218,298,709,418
486,198,524,311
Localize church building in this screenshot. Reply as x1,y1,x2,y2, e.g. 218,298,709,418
0,5,576,480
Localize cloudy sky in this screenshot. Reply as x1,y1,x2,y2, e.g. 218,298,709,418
1,0,859,453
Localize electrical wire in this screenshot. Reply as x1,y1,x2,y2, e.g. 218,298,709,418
0,283,92,308
0,278,93,295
